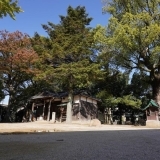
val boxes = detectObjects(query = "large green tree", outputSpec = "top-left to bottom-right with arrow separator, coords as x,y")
129,72 -> 151,99
95,72 -> 142,110
100,0 -> 160,105
0,0 -> 23,19
33,6 -> 102,123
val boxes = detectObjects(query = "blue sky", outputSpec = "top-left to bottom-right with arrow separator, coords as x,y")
0,0 -> 110,37
0,0 -> 110,104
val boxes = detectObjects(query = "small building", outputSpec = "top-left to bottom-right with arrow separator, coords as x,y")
142,99 -> 160,127
28,90 -> 100,123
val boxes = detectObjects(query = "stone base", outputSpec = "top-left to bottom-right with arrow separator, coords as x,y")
146,120 -> 160,127
37,116 -> 43,121
89,119 -> 101,127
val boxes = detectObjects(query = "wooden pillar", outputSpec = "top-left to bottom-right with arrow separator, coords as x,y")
0,107 -> 1,122
104,108 -> 108,124
32,102 -> 35,112
66,93 -> 72,123
47,99 -> 51,121
145,109 -> 148,121
31,102 -> 35,121
60,108 -> 62,123
42,100 -> 45,120
79,95 -> 81,121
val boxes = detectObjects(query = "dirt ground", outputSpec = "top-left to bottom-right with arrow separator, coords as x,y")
0,121 -> 159,133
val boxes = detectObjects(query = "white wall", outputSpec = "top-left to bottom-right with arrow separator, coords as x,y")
73,95 -> 97,104
59,95 -> 98,104
73,95 -> 80,103
80,96 -> 86,101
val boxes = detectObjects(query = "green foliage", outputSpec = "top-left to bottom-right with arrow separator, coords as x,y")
95,71 -> 143,109
0,0 -> 23,19
33,6 -> 103,92
97,91 -> 142,109
101,0 -> 160,73
101,94 -> 141,109
13,79 -> 54,108
115,95 -> 142,109
129,72 -> 151,98
101,0 -> 160,103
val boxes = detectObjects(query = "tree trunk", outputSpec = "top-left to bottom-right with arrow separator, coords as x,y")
66,91 -> 73,123
151,76 -> 160,105
66,74 -> 73,123
6,84 -> 16,122
5,94 -> 13,122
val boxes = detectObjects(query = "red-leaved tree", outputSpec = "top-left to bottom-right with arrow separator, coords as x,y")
0,30 -> 38,121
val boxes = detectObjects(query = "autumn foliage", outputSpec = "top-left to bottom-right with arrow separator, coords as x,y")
0,31 -> 39,118
0,30 -> 38,74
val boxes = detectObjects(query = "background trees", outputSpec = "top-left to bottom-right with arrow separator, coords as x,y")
94,72 -> 142,110
0,2 -> 156,122
0,0 -> 23,19
101,0 -> 160,105
129,72 -> 151,99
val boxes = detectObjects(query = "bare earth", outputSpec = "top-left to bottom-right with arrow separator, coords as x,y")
0,121 -> 158,133
0,122 -> 160,160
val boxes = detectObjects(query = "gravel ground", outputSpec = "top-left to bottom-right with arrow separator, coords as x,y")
0,129 -> 160,160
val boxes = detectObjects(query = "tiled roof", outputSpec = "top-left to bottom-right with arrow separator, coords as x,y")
142,99 -> 159,110
30,90 -> 100,101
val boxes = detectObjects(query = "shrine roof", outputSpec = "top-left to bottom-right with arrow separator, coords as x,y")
142,99 -> 159,110
30,90 -> 101,102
